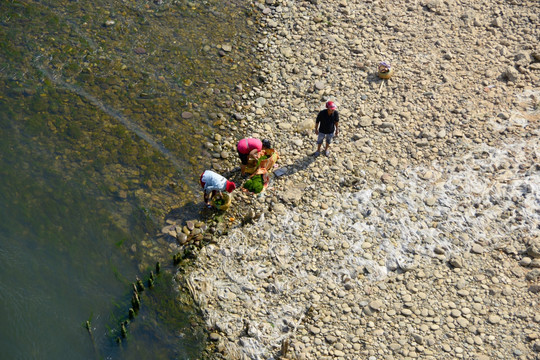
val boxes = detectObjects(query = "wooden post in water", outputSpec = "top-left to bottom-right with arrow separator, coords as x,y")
136,277 -> 145,292
131,291 -> 140,310
173,252 -> 181,265
85,320 -> 100,359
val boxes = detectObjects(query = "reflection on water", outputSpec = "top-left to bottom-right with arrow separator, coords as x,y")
39,66 -> 189,172
0,0 -> 257,358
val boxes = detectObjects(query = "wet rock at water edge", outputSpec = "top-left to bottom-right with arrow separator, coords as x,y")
182,112 -> 193,119
177,233 -> 188,245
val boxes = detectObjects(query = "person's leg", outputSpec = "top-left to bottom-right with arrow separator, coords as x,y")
324,133 -> 334,155
238,151 -> 249,175
315,133 -> 325,155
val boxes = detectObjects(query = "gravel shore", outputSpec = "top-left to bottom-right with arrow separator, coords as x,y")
184,0 -> 540,359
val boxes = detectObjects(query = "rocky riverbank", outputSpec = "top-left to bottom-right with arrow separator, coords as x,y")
181,0 -> 539,359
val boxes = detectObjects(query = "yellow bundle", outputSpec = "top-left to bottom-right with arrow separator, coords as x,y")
245,149 -> 279,175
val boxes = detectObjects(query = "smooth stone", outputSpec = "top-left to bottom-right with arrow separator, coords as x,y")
182,111 -> 193,119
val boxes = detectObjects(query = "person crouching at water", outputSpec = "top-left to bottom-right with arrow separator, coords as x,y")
200,170 -> 236,207
236,138 -> 271,175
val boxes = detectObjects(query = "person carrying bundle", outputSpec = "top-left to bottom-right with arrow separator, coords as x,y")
242,141 -> 279,194
237,138 -> 272,176
244,139 -> 277,175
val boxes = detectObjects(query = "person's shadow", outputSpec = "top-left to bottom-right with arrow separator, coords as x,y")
164,200 -> 212,225
270,153 -> 318,179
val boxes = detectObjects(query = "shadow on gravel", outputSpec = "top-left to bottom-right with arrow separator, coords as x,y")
274,153 -> 318,178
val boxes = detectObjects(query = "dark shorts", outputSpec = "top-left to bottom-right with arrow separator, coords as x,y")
238,150 -> 249,165
317,132 -> 334,145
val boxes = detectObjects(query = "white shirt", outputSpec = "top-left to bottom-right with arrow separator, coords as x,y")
201,170 -> 227,193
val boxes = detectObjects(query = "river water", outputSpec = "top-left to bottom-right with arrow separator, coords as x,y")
0,0 -> 258,358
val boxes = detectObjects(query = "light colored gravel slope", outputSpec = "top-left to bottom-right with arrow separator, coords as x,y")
188,0 -> 540,359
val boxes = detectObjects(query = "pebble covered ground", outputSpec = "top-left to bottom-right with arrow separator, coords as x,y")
181,0 -> 539,359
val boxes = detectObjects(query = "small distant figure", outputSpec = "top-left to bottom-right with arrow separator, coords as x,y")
199,170 -> 236,207
237,138 -> 271,175
377,61 -> 394,79
378,61 -> 391,74
314,101 -> 339,157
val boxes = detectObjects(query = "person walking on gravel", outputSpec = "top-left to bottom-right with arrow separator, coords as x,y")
314,100 -> 339,156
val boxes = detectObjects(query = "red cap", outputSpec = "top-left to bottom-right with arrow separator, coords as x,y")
326,101 -> 337,110
225,181 -> 236,193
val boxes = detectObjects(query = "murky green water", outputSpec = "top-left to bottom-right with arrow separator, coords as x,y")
0,0 -> 257,358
